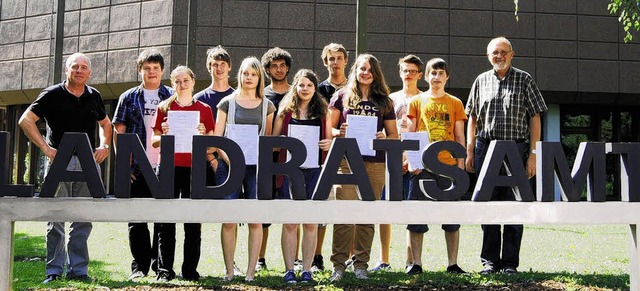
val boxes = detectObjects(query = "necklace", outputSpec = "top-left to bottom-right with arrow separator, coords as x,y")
330,78 -> 347,88
175,98 -> 193,107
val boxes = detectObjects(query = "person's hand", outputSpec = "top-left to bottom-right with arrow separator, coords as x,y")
413,168 -> 422,175
375,131 -> 386,139
43,146 -> 57,161
197,123 -> 206,135
402,159 -> 409,174
465,152 -> 475,173
94,146 -> 110,164
339,123 -> 348,137
161,122 -> 169,134
527,154 -> 536,179
130,173 -> 137,183
209,158 -> 219,172
318,139 -> 332,151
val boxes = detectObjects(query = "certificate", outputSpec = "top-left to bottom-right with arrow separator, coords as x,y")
402,131 -> 430,171
167,111 -> 199,153
226,124 -> 259,165
288,124 -> 320,168
346,114 -> 377,157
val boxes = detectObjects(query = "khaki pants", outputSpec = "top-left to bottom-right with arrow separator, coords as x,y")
330,161 -> 385,271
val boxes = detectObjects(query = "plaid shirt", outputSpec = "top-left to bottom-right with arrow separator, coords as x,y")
112,84 -> 173,172
465,66 -> 547,141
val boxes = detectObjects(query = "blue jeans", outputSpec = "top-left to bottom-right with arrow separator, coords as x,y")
277,168 -> 321,200
380,172 -> 410,200
44,156 -> 98,277
215,160 -> 258,199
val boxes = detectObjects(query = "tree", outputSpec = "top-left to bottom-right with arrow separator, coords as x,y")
513,0 -> 640,42
608,0 -> 640,42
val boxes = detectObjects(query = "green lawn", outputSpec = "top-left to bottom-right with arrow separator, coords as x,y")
12,222 -> 630,290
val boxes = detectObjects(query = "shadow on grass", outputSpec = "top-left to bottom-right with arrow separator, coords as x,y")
12,232 -> 145,290
13,232 -> 629,290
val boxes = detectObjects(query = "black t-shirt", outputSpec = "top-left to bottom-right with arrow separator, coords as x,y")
264,85 -> 287,113
317,80 -> 337,103
28,82 -> 107,149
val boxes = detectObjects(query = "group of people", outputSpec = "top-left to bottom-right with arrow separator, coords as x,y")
19,36 -> 547,285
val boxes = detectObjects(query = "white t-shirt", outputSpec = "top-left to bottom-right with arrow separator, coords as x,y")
143,88 -> 162,168
389,90 -> 421,134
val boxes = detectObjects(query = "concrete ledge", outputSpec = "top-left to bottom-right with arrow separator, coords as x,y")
1,198 -> 640,224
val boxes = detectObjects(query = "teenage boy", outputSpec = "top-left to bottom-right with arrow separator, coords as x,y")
113,48 -> 173,280
370,55 -> 424,272
194,45 -> 234,185
318,43 -> 348,102
257,47 -> 295,271
312,43 -> 348,271
405,58 -> 467,275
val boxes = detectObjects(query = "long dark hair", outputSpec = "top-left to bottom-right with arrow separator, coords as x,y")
342,54 -> 392,115
280,69 -> 327,119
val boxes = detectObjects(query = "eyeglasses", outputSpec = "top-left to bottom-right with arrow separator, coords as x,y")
401,69 -> 419,76
490,50 -> 512,57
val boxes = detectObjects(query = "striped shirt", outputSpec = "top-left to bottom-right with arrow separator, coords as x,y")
465,66 -> 547,141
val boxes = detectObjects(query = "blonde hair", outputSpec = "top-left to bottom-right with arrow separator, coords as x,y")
158,65 -> 195,113
342,54 -> 392,114
236,57 -> 266,99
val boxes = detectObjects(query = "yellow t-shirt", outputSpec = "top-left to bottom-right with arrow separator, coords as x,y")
407,93 -> 467,165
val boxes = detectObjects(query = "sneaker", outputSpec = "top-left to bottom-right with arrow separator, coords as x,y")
503,267 -> 518,275
446,264 -> 466,274
480,265 -> 497,275
354,268 -> 369,280
233,262 -> 243,276
311,254 -> 324,271
283,269 -> 297,284
329,269 -> 344,282
345,255 -> 356,271
157,272 -> 173,282
369,262 -> 391,272
244,276 -> 255,282
222,275 -> 233,282
43,274 -> 60,284
293,259 -> 303,271
255,258 -> 267,271
300,270 -> 313,283
128,270 -> 145,280
406,264 -> 423,275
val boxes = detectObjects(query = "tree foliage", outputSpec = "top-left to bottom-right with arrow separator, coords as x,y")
608,0 -> 640,42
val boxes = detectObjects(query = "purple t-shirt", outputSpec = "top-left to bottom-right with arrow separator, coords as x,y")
330,92 -> 396,162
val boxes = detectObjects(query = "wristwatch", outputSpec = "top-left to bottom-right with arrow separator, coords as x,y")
102,144 -> 110,149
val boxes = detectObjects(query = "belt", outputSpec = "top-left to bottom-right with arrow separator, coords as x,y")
477,137 -> 526,144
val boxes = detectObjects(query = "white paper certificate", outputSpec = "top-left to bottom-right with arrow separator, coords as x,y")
167,111 -> 199,153
226,124 -> 259,165
288,124 -> 320,168
402,131 -> 430,171
346,114 -> 378,157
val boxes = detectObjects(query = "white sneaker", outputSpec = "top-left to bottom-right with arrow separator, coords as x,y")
329,269 -> 344,282
355,268 -> 369,280
233,262 -> 244,276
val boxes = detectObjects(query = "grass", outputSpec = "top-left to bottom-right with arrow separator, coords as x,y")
12,222 -> 630,290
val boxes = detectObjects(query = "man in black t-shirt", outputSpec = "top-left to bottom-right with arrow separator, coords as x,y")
19,53 -> 112,284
